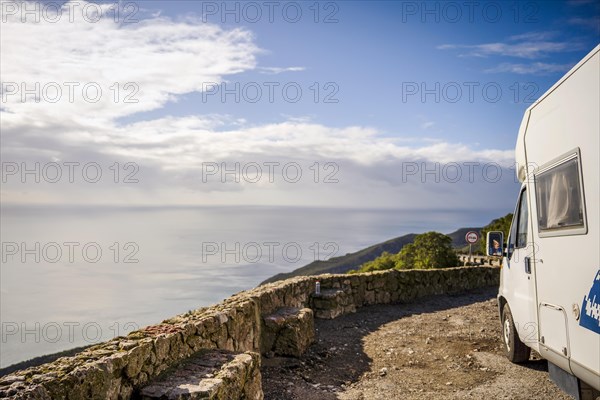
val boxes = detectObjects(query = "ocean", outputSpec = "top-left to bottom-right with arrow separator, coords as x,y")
0,205 -> 496,368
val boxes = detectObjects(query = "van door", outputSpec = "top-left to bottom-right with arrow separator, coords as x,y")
505,187 -> 538,347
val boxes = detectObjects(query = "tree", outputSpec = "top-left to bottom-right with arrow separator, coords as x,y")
355,251 -> 398,272
400,231 -> 459,269
479,213 -> 513,254
395,243 -> 416,269
353,231 -> 459,272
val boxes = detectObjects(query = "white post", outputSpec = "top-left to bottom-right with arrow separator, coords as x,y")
469,244 -> 472,265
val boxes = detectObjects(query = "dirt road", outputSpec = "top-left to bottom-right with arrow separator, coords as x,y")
261,287 -> 574,400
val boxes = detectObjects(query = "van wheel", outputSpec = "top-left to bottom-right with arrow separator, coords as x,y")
501,303 -> 531,363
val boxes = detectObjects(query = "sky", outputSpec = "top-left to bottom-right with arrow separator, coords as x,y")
1,0 -> 599,211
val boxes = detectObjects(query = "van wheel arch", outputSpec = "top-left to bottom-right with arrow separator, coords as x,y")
498,296 -> 507,317
501,302 -> 531,363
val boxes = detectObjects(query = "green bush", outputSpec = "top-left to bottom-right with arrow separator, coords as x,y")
353,231 -> 459,272
357,251 -> 399,272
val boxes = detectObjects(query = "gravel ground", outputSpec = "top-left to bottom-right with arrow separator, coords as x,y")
261,287 -> 576,400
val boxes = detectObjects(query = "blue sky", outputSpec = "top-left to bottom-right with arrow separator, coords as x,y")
1,0 -> 599,211
138,0 -> 600,142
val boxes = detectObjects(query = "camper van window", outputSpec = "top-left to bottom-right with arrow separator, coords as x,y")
516,189 -> 529,248
535,157 -> 584,232
507,189 -> 526,259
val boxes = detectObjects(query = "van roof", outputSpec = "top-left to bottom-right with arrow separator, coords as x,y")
514,44 -> 600,182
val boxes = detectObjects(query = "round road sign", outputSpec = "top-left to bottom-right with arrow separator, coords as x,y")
465,231 -> 479,244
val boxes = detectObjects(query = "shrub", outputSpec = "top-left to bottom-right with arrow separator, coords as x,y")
353,231 -> 459,272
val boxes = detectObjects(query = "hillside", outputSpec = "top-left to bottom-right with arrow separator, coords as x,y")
260,226 -> 482,285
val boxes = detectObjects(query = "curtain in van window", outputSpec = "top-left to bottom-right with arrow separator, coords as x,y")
546,172 -> 571,228
535,158 -> 583,230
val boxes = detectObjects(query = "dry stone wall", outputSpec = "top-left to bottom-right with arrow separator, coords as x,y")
0,266 -> 499,399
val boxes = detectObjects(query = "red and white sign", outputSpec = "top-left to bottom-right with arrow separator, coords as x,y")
465,231 -> 479,244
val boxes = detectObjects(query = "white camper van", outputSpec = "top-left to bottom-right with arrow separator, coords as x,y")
487,44 -> 600,400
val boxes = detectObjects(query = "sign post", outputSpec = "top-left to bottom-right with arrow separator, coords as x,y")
465,231 -> 479,265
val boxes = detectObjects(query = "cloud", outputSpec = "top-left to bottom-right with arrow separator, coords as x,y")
507,32 -> 559,42
568,17 -> 600,30
1,1 -> 518,210
110,120 -> 513,166
420,121 -> 435,130
2,109 -> 516,208
1,0 -> 260,121
257,66 -> 306,74
485,62 -> 574,75
438,31 -> 583,59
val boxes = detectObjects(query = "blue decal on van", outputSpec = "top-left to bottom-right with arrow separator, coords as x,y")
580,270 -> 600,334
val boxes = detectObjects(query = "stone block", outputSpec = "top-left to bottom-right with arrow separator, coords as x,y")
139,350 -> 262,400
261,307 -> 315,357
310,289 -> 356,319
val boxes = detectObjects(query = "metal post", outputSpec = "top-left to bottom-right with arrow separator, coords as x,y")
469,244 -> 472,265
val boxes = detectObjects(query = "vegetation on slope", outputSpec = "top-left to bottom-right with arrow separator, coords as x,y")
349,231 -> 459,273
260,214 -> 517,284
260,226 -> 483,285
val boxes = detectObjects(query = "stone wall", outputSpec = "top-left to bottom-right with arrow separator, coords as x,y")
458,254 -> 502,267
0,266 -> 499,399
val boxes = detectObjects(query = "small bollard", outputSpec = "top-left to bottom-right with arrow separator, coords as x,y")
315,280 -> 321,295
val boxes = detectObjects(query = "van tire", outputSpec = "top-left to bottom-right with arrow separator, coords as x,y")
501,303 -> 531,363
